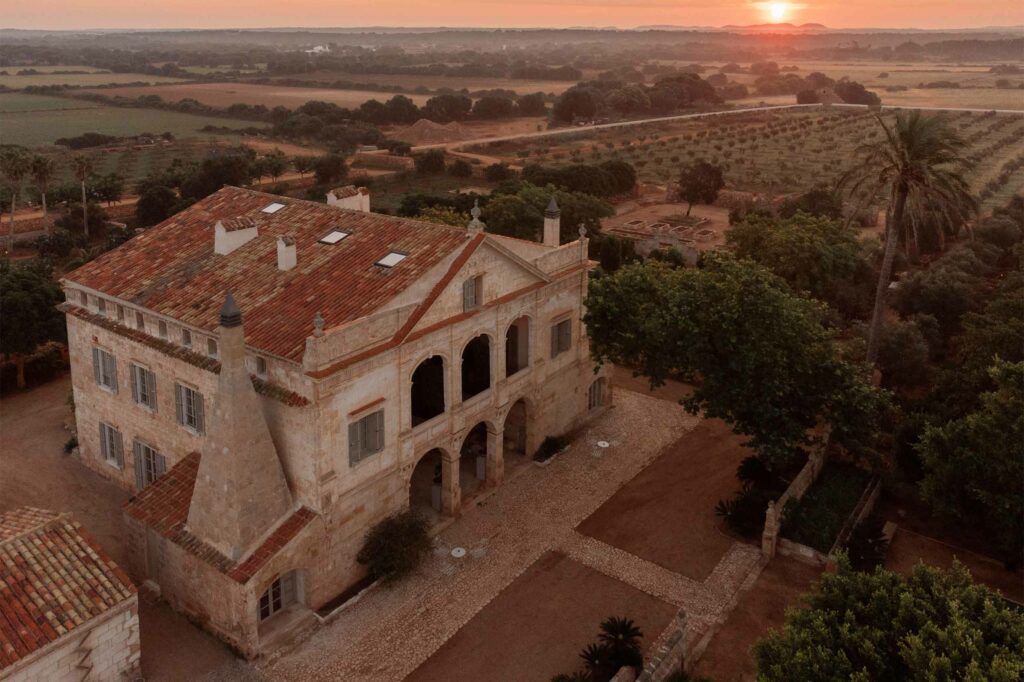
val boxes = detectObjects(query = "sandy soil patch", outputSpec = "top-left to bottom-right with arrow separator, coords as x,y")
405,551 -> 677,682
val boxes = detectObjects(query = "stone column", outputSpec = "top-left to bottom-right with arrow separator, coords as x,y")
486,426 -> 504,487
441,450 -> 461,517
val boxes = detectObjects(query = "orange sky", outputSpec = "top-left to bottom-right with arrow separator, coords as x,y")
4,0 -> 1022,31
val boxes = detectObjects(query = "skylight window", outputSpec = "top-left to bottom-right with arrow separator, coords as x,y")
376,252 -> 408,268
319,230 -> 350,245
261,202 -> 286,214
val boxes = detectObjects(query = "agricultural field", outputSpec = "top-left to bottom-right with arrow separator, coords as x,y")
468,107 -> 1024,211
273,70 -> 581,95
79,82 -> 433,109
0,93 -> 265,147
0,64 -> 184,89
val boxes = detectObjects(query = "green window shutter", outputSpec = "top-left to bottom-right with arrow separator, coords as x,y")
194,392 -> 204,433
133,442 -> 144,490
348,420 -> 362,465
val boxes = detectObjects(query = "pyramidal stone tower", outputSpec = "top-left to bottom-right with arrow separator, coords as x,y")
186,293 -> 294,560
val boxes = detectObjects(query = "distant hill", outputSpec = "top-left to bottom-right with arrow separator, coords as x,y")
636,23 -> 829,32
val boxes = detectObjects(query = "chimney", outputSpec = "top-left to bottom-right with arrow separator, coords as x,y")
543,196 -> 561,247
277,236 -> 296,271
326,185 -> 371,212
186,293 -> 294,561
214,216 -> 258,255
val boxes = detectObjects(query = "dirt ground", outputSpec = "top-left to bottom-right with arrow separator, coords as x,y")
81,83 -> 433,109
0,376 -> 248,681
885,528 -> 1024,603
577,418 -> 751,582
603,201 -> 733,254
404,551 -> 678,682
690,557 -> 822,682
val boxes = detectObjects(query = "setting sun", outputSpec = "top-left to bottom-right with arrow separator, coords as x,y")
767,2 -> 790,22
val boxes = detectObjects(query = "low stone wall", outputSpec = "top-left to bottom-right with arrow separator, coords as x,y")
634,611 -> 688,681
761,444 -> 828,558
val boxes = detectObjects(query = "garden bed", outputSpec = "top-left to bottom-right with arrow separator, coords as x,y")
781,462 -> 871,553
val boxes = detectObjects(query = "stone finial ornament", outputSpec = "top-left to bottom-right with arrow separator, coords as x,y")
220,291 -> 242,328
468,199 -> 485,232
313,312 -> 325,337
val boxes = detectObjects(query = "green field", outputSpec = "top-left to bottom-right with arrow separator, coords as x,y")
0,66 -> 183,89
470,107 -> 1024,211
0,93 -> 265,147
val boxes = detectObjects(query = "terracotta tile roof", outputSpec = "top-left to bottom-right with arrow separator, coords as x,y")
65,186 -> 470,362
0,508 -> 135,670
62,304 -> 310,407
329,185 -> 360,199
222,215 -> 257,232
123,454 -> 316,583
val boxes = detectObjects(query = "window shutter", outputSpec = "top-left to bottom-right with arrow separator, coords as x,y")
99,423 -> 109,460
174,384 -> 184,425
107,354 -> 118,393
463,278 -> 474,310
133,442 -> 144,490
561,321 -> 572,351
148,370 -> 158,412
194,393 -> 204,433
374,410 -> 385,451
92,348 -> 101,385
348,421 -> 362,465
154,452 -> 167,479
113,429 -> 124,468
550,326 -> 558,358
130,365 -> 139,403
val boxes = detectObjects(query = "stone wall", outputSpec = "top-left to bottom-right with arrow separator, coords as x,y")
2,598 -> 140,682
761,444 -> 828,558
636,611 -> 688,682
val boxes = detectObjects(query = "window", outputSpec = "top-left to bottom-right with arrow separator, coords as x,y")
182,329 -> 192,349
130,364 -> 158,411
132,440 -> 166,490
97,298 -> 106,315
135,312 -> 145,331
79,291 -> 88,305
255,356 -> 267,378
91,348 -> 118,392
261,202 -> 286,214
588,379 -> 606,410
550,319 -> 572,358
158,320 -> 168,339
207,338 -> 218,358
375,252 -> 407,268
116,305 -> 125,322
319,230 -> 349,245
348,409 -> 384,465
174,383 -> 205,434
462,275 -> 483,312
258,572 -> 298,622
98,422 -> 124,468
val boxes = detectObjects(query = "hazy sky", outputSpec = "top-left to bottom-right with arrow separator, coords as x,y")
5,0 -> 1023,31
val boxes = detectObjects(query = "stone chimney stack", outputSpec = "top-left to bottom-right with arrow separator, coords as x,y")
277,236 -> 296,271
543,196 -> 561,247
186,293 -> 294,561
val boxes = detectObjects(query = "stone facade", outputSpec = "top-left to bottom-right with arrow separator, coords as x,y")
63,187 -> 610,657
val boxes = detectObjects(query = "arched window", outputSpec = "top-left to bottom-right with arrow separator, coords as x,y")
411,356 -> 446,426
461,335 -> 491,400
505,316 -> 530,376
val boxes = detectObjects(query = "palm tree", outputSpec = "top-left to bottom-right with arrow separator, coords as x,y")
840,111 -> 977,366
70,154 -> 94,239
30,155 -> 57,233
1,149 -> 31,249
598,616 -> 644,670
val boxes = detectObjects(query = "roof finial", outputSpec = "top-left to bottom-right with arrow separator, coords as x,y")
468,199 -> 485,232
220,291 -> 242,328
578,224 -> 587,239
545,196 -> 560,218
313,312 -> 325,337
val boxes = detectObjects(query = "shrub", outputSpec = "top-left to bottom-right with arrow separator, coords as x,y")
356,511 -> 431,583
783,463 -> 871,553
414,149 -> 446,175
447,159 -> 472,178
534,435 -> 568,462
63,436 -> 78,453
844,514 -> 889,571
484,163 -> 514,182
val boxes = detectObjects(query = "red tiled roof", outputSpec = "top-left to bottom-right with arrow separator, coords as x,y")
330,185 -> 360,199
66,187 -> 470,362
123,453 -> 316,583
0,508 -> 135,670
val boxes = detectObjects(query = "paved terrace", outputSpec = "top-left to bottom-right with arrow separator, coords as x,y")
265,388 -> 762,681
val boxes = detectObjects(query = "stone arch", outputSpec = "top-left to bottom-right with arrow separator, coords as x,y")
588,376 -> 609,411
501,396 -> 532,469
460,333 -> 492,401
408,446 -> 457,518
411,355 -> 447,426
504,314 -> 532,377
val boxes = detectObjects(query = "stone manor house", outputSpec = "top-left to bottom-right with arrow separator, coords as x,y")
60,185 -> 610,656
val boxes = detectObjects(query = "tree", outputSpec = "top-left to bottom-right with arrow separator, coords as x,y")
552,86 -> 599,123
383,95 -> 421,125
313,153 -> 348,185
834,80 -> 882,106
516,92 -> 547,117
1,148 -> 31,248
471,95 -> 516,119
754,560 -> 1024,681
262,150 -> 289,182
841,111 -> 977,366
69,154 -> 94,239
447,159 -> 472,178
30,155 -> 57,230
677,160 -> 724,216
415,206 -> 469,227
179,148 -> 255,200
414,149 -> 447,175
135,185 -> 179,227
292,155 -> 316,178
93,173 -> 125,205
484,163 -> 514,182
584,256 -> 887,466
356,511 -> 431,583
918,361 -> 1024,566
0,259 -> 66,388
422,93 -> 472,123
481,194 -> 543,240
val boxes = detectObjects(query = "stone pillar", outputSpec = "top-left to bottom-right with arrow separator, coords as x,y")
486,426 -> 504,487
441,451 -> 461,517
543,197 -> 561,248
761,500 -> 779,558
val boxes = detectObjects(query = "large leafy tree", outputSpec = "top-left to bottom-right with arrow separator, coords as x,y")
0,260 -> 66,388
482,182 -> 613,243
677,160 -> 724,216
584,256 -> 887,466
1,148 -> 31,248
69,154 -> 94,239
726,211 -> 872,316
917,360 -> 1024,566
30,154 -> 57,227
754,560 -> 1024,681
841,111 -> 977,366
